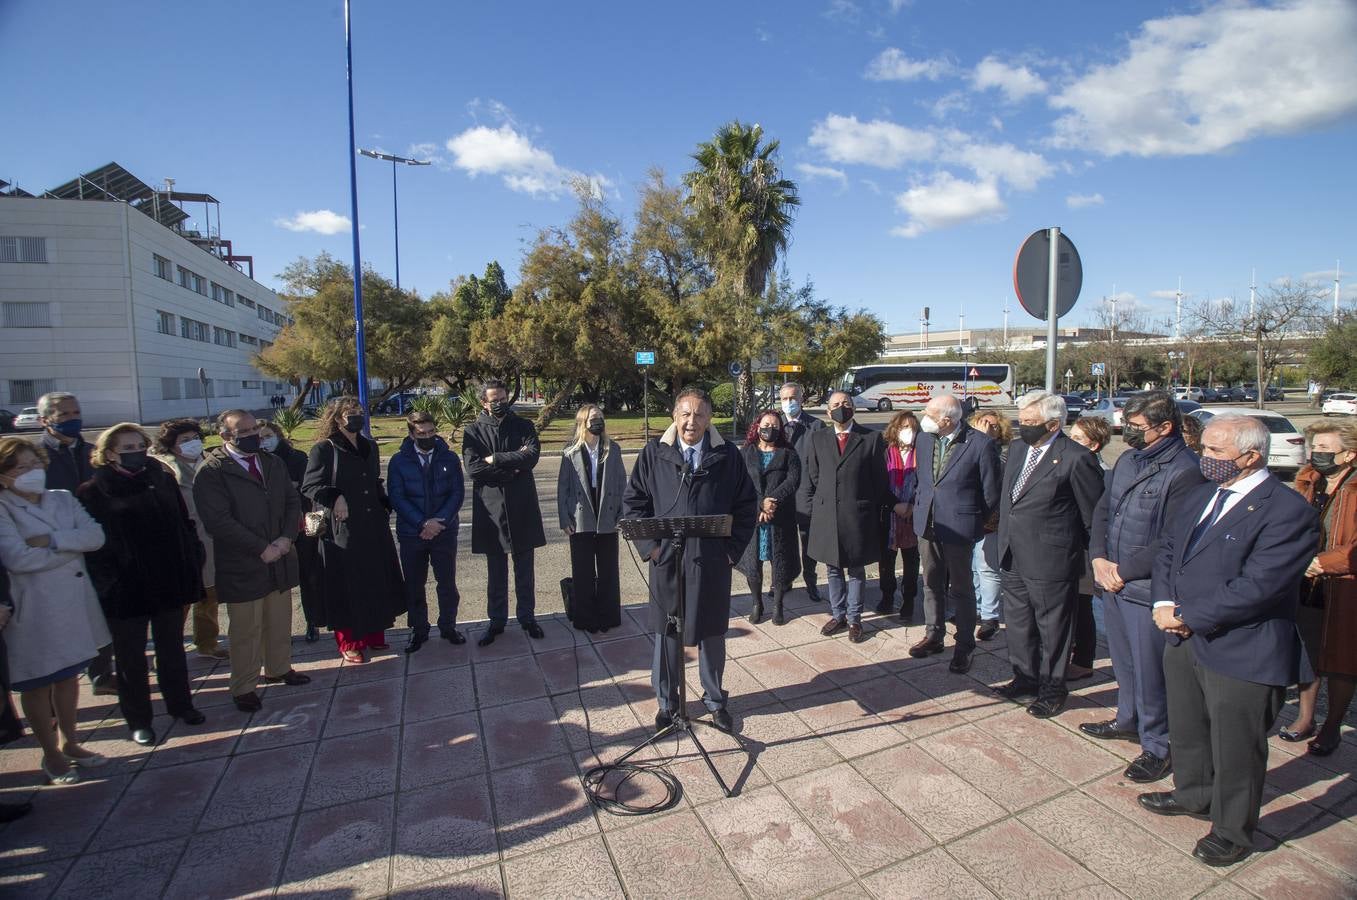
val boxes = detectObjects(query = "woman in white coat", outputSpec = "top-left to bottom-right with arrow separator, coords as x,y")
0,437 -> 110,784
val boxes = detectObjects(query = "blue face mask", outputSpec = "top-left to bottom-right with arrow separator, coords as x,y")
782,399 -> 801,418
53,419 -> 83,439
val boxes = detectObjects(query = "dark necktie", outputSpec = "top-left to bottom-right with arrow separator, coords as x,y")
684,447 -> 697,472
837,432 -> 850,455
1011,446 -> 1041,501
245,454 -> 263,484
1185,488 -> 1231,556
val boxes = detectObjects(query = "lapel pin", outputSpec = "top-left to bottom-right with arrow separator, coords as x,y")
1247,505 -> 1255,511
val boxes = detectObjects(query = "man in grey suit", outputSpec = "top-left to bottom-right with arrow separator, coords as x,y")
909,394 -> 1001,674
996,390 -> 1105,718
780,382 -> 826,603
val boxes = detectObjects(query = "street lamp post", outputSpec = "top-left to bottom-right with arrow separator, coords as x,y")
358,149 -> 430,291
342,0 -> 371,419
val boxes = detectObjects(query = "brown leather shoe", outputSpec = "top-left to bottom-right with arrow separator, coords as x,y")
909,635 -> 945,657
820,617 -> 846,636
848,622 -> 865,643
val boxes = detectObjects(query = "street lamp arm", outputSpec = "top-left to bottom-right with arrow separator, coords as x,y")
358,148 -> 432,166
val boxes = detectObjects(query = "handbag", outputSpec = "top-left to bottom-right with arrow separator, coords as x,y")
302,442 -> 338,538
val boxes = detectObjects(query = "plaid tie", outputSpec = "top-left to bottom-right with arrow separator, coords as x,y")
1011,446 -> 1041,502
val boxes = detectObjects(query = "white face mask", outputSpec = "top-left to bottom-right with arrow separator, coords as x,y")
260,436 -> 280,453
9,469 -> 46,494
178,439 -> 204,460
898,428 -> 915,446
919,415 -> 940,434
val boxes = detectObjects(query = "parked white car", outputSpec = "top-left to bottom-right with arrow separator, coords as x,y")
12,407 -> 41,430
1322,392 -> 1357,416
1078,397 -> 1127,432
1188,407 -> 1306,475
1172,386 -> 1205,402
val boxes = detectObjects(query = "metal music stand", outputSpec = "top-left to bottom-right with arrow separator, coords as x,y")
612,514 -> 738,798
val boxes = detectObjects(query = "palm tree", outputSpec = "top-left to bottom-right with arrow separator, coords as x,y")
684,122 -> 799,424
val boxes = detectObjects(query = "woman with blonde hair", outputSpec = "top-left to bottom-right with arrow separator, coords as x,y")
0,437 -> 110,782
557,404 -> 625,632
77,424 -> 206,746
301,397 -> 405,662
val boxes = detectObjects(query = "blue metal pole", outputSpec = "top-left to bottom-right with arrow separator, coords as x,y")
344,0 -> 370,420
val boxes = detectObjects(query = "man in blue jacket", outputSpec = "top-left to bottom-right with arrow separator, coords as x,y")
388,410 -> 465,652
1139,415 -> 1318,867
1087,390 -> 1204,784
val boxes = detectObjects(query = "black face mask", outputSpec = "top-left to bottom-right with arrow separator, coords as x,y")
414,435 -> 437,451
1310,451 -> 1345,476
234,434 -> 262,454
1123,425 -> 1147,451
343,414 -> 365,434
587,420 -> 605,435
758,427 -> 778,442
1019,423 -> 1051,446
489,400 -> 510,418
830,406 -> 854,424
118,449 -> 149,472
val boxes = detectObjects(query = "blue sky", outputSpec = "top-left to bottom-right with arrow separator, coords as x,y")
4,0 -> 1355,335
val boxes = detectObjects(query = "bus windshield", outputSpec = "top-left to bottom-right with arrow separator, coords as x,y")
839,362 -> 1015,411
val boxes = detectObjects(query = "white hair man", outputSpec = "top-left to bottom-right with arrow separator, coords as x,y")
994,390 -> 1104,718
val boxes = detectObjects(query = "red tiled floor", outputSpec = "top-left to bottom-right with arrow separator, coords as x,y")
280,794 -> 394,895
859,847 -> 996,899
162,816 -> 291,899
852,743 -> 1007,843
490,755 -> 598,857
480,696 -> 570,771
471,655 -> 548,708
304,728 -> 399,809
594,634 -> 655,681
50,836 -> 185,900
200,743 -> 315,830
502,834 -> 624,898
609,809 -> 745,898
391,776 -> 498,890
916,724 -> 1067,813
88,757 -> 227,851
1231,844 -> 1357,898
950,819 -> 1112,897
399,712 -> 486,789
322,676 -> 404,738
403,666 -> 477,723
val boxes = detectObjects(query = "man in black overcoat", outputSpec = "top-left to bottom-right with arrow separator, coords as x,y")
623,388 -> 757,732
779,382 -> 825,602
462,380 -> 547,645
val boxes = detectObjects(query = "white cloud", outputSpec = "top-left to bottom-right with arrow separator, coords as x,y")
1051,0 -> 1357,156
274,210 -> 351,235
892,174 -> 1005,238
1149,288 -> 1190,300
864,48 -> 952,82
755,27 -> 772,42
808,114 -> 938,168
929,92 -> 970,120
823,0 -> 860,23
445,123 -> 609,199
971,56 -> 1048,102
1302,267 -> 1342,282
794,163 -> 849,187
1066,192 -> 1105,209
949,139 -> 1053,190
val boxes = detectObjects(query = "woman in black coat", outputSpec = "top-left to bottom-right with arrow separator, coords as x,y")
736,411 -> 801,626
78,424 -> 205,745
260,421 -> 322,642
300,398 -> 406,663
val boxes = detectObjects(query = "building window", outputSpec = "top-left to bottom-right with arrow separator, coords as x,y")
0,237 -> 47,263
216,379 -> 240,397
180,317 -> 209,342
7,378 -> 55,405
177,266 -> 191,288
153,254 -> 172,280
1,302 -> 51,328
156,310 -> 175,335
184,378 -> 202,400
238,295 -> 255,308
242,380 -> 261,390
161,377 -> 181,400
192,273 -> 206,295
238,334 -> 258,346
210,282 -> 235,306
212,326 -> 236,347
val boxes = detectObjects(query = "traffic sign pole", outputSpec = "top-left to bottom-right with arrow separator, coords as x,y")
1045,226 -> 1059,393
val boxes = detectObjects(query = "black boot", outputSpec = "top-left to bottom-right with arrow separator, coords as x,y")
772,589 -> 785,626
748,576 -> 763,625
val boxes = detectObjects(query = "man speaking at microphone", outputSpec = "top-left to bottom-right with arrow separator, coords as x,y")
623,388 -> 757,733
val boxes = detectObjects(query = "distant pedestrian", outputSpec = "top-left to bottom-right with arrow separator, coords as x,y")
557,405 -> 625,633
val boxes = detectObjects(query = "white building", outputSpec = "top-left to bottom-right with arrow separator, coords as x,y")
0,164 -> 293,426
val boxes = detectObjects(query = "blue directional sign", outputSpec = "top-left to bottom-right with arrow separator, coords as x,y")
1091,362 -> 1106,376
728,361 -> 743,377
635,350 -> 656,366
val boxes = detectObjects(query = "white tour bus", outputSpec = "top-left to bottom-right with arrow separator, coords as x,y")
840,362 -> 1016,411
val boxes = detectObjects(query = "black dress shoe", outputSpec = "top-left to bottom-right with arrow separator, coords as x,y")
874,599 -> 894,614
711,708 -> 734,732
0,801 -> 33,823
994,679 -> 1038,701
1080,719 -> 1139,741
130,728 -> 156,746
1026,695 -> 1066,719
1193,831 -> 1250,867
262,670 -> 312,686
1308,734 -> 1341,757
91,674 -> 118,697
805,584 -> 823,603
1137,791 -> 1209,820
441,629 -> 466,645
477,625 -> 505,647
176,708 -> 206,726
975,619 -> 1000,641
655,710 -> 673,731
405,633 -> 427,654
948,648 -> 973,674
232,692 -> 263,713
909,635 -> 945,657
522,621 -> 545,640
304,624 -> 319,643
1124,751 -> 1172,783
848,622 -> 866,643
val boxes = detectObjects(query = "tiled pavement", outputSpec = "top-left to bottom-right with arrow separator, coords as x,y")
1,589 -> 1354,899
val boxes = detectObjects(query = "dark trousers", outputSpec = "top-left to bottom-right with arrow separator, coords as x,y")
485,547 -> 536,628
568,532 -> 622,631
879,545 -> 921,614
1072,593 -> 1097,668
86,643 -> 114,682
796,514 -> 817,591
1164,638 -> 1283,848
399,534 -> 460,635
1000,572 -> 1077,696
108,608 -> 194,730
653,631 -> 726,713
922,539 -> 977,650
1103,594 -> 1170,757
745,562 -> 785,611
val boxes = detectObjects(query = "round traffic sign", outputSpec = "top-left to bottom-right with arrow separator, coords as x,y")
1013,229 -> 1082,320
728,361 -> 743,377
